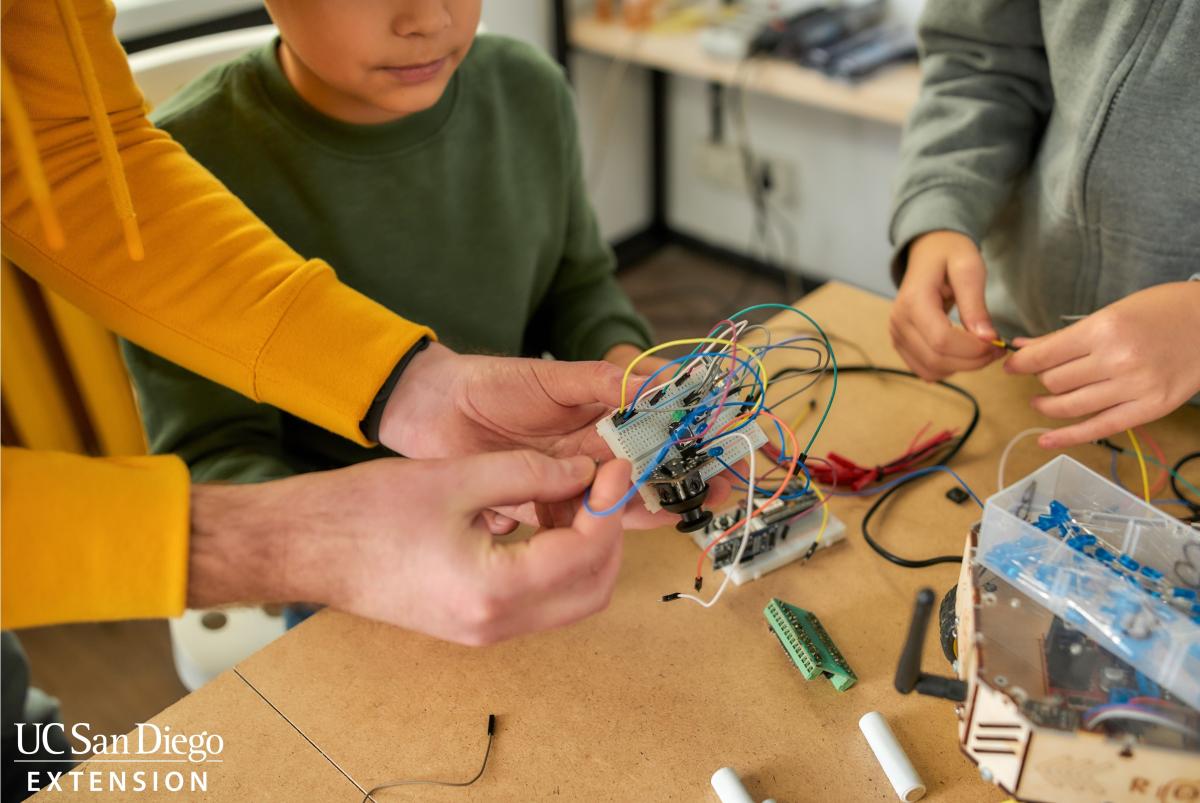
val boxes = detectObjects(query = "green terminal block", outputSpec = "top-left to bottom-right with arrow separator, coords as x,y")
764,598 -> 857,692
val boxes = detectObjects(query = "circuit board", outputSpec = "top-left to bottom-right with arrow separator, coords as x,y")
972,566 -> 1199,748
596,366 -> 766,512
765,598 -> 857,692
690,490 -> 846,584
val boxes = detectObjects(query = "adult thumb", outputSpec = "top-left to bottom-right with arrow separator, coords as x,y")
455,450 -> 596,513
946,252 -> 996,340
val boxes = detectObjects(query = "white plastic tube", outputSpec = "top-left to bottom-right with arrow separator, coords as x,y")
858,712 -> 926,802
710,767 -> 756,803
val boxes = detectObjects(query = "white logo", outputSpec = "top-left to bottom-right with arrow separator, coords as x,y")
16,722 -> 222,794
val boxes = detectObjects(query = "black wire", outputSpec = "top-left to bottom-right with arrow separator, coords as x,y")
1172,451 -> 1200,516
769,365 -> 982,568
361,715 -> 495,801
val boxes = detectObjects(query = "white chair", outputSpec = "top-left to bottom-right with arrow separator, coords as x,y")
129,25 -> 287,692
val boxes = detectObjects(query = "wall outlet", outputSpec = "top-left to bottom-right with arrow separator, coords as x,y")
691,140 -> 798,208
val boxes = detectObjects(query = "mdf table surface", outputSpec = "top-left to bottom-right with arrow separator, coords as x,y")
57,282 -> 1200,802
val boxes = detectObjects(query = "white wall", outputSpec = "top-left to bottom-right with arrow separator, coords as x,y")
479,1 -> 552,49
665,77 -> 903,295
481,0 -> 927,295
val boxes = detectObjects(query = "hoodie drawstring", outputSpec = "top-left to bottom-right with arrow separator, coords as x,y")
1,56 -> 66,251
49,0 -> 144,261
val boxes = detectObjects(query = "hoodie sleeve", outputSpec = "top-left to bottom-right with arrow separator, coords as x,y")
888,0 -> 1054,284
1,447 -> 191,628
0,0 -> 434,444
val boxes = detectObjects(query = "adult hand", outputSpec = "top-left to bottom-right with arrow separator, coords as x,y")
378,343 -> 724,529
189,452 -> 633,645
1005,281 -> 1200,449
380,343 -> 628,464
890,230 -> 1004,380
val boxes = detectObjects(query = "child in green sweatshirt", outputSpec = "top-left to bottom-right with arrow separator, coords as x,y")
123,0 -> 653,488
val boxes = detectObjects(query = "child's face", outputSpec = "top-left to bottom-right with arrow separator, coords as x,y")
266,0 -> 482,125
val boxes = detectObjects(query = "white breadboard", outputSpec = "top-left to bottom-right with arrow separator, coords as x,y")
597,402 -> 766,512
690,507 -> 846,585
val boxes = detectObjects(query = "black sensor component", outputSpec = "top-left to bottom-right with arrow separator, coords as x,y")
945,487 -> 970,505
649,456 -> 712,533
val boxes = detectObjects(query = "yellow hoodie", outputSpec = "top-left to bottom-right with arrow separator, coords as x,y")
0,0 -> 434,628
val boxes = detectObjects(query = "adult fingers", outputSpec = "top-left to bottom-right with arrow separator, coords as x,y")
533,358 -> 626,410
479,529 -> 624,643
453,450 -> 596,513
487,460 -> 629,598
481,510 -> 520,535
534,499 -> 577,530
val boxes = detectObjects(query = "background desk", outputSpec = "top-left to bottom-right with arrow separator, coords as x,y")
557,10 -> 922,273
56,283 -> 1199,801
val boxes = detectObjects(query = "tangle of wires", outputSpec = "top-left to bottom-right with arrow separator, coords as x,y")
763,365 -> 983,569
584,303 -> 841,607
1098,439 -> 1200,524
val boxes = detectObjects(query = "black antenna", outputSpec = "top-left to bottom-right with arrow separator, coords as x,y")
895,589 -> 967,702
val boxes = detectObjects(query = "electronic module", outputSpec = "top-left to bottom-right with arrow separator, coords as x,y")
896,457 -> 1199,803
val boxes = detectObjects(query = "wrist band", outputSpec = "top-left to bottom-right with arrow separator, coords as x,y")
360,337 -> 430,443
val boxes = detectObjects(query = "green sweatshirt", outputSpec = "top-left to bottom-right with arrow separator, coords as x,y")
890,0 -> 1199,337
122,35 -> 652,482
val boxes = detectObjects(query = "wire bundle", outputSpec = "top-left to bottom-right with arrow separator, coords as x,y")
769,425 -> 958,492
583,301 -> 1002,605
582,303 -> 843,607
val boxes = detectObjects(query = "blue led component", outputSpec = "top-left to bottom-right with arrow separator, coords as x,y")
1024,500 -> 1199,623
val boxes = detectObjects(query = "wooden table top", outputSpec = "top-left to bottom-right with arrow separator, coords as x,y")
56,282 -> 1198,802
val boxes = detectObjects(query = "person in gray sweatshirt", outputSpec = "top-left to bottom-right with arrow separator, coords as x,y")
887,0 -> 1200,450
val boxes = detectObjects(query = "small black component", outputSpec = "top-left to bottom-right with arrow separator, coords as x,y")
1044,618 -> 1103,696
650,456 -> 713,533
945,486 -> 970,505
662,593 -> 681,602
712,527 -> 778,569
693,576 -> 703,592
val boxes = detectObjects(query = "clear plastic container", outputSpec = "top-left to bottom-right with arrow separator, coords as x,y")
980,456 -> 1200,709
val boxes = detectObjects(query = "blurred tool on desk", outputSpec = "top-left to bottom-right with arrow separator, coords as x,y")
598,0 -> 918,80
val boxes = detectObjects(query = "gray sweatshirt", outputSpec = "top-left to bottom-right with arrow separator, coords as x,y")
890,0 -> 1200,337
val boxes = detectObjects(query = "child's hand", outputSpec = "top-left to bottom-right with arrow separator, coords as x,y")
604,343 -> 668,377
1005,281 -> 1200,449
889,230 -> 1003,380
